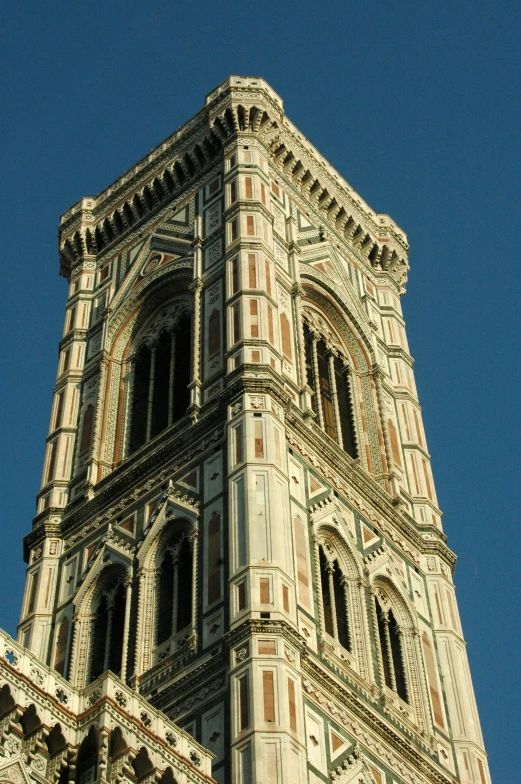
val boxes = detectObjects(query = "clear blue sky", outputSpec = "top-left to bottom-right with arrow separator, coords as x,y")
1,2 -> 519,781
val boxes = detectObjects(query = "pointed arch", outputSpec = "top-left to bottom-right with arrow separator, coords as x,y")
76,727 -> 98,784
370,574 -> 430,730
312,517 -> 371,681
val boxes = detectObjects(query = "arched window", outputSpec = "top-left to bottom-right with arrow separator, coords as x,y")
375,596 -> 408,703
155,533 -> 194,652
129,313 -> 191,455
90,577 -> 126,681
304,323 -> 357,458
76,727 -> 98,784
318,545 -> 351,653
54,617 -> 70,676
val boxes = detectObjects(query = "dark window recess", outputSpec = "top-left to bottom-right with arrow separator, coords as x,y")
76,728 -> 98,784
304,326 -> 318,416
389,609 -> 408,702
303,322 -> 357,458
173,315 -> 191,422
157,553 -> 174,645
319,547 -> 334,637
333,560 -> 351,651
129,314 -> 192,455
90,595 -> 108,680
129,345 -> 151,453
151,330 -> 171,437
90,581 -> 126,681
316,340 -> 336,440
375,597 -> 408,703
176,538 -> 192,631
155,534 -> 193,648
334,356 -> 357,458
108,583 -> 126,675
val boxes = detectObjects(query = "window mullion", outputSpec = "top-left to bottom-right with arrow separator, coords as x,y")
340,574 -> 352,652
168,334 -> 176,427
381,611 -> 397,691
327,350 -> 343,448
120,579 -> 133,682
327,563 -> 339,641
146,346 -> 156,442
171,555 -> 179,637
310,334 -> 324,429
103,600 -> 113,672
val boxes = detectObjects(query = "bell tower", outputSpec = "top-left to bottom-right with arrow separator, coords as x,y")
13,77 -> 491,784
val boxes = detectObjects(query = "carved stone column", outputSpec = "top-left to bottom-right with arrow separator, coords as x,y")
340,574 -> 352,652
380,610 -> 397,692
327,561 -> 339,641
310,333 -> 324,429
120,576 -> 133,683
87,356 -> 108,490
327,349 -> 343,449
188,279 -> 203,416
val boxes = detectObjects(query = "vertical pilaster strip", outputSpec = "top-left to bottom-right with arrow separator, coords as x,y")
89,357 -> 108,485
374,366 -> 397,494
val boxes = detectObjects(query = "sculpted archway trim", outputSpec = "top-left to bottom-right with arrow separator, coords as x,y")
300,266 -> 375,362
369,574 -> 432,736
136,489 -> 199,570
73,538 -> 133,613
311,516 -> 373,683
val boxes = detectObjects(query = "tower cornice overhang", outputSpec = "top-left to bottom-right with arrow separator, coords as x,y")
58,77 -> 409,294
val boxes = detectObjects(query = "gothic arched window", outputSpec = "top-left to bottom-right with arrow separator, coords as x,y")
129,313 -> 192,455
90,578 -> 126,681
155,534 -> 194,652
375,596 -> 408,703
318,545 -> 352,653
304,323 -> 357,458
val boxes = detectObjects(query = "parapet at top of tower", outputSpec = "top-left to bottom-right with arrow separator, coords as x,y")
58,76 -> 408,291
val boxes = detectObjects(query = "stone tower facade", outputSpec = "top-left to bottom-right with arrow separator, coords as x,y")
11,76 -> 490,784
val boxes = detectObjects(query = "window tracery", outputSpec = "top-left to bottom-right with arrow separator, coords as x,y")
374,596 -> 408,702
89,576 -> 127,682
318,544 -> 352,653
156,534 -> 193,648
303,316 -> 357,458
369,581 -> 431,728
128,308 -> 192,455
